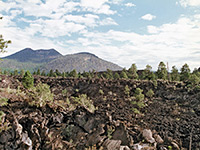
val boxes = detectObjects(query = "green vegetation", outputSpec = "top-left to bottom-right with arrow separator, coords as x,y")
99,89 -> 104,95
146,89 -> 154,98
156,62 -> 168,80
71,94 -> 96,113
28,82 -> 54,107
0,97 -> 8,106
180,63 -> 190,81
128,63 -> 138,79
0,17 -> 11,53
22,71 -> 34,89
124,85 -> 130,97
171,66 -> 180,81
135,88 -> 144,101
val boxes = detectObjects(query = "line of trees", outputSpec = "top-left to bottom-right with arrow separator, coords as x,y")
1,62 -> 200,87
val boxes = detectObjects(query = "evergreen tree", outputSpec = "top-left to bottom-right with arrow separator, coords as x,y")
36,69 -> 41,75
180,63 -> 190,81
62,72 -> 66,78
171,66 -> 180,81
22,71 -> 34,89
113,72 -> 120,79
14,70 -> 18,76
0,17 -> 11,53
128,64 -> 138,79
49,69 -> 54,77
156,62 -> 168,80
20,69 -> 25,77
188,74 -> 200,86
106,69 -> 113,79
3,70 -> 8,75
55,69 -> 61,76
192,68 -> 200,78
141,65 -> 155,80
82,71 -> 91,78
120,69 -> 128,79
69,69 -> 78,78
41,70 -> 46,76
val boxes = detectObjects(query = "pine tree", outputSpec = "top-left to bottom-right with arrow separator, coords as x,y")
156,62 -> 168,80
22,71 -> 34,89
36,69 -> 41,75
128,64 -> 138,79
180,63 -> 190,81
41,70 -> 46,76
14,70 -> 18,76
113,72 -> 120,79
20,69 -> 25,77
0,17 -> 11,53
69,69 -> 78,78
141,65 -> 155,80
171,66 -> 180,81
120,70 -> 128,79
49,69 -> 54,77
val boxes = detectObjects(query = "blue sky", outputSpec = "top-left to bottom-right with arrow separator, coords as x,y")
0,0 -> 200,71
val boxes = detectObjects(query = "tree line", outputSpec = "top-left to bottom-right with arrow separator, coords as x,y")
1,62 -> 200,86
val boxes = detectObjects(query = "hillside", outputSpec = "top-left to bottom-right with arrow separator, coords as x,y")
0,48 -> 62,72
0,75 -> 199,149
0,49 -> 122,72
3,48 -> 62,63
40,52 -> 122,73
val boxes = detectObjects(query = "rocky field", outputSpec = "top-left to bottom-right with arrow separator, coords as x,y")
0,75 -> 200,150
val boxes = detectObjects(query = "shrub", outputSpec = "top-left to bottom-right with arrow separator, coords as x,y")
72,94 -> 96,113
0,97 -> 8,106
135,88 -> 144,101
146,89 -> 154,98
99,89 -> 104,95
124,85 -> 130,97
0,111 -> 10,133
28,82 -> 54,107
22,71 -> 34,89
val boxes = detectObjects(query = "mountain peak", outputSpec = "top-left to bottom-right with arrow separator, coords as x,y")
76,52 -> 98,58
4,48 -> 62,63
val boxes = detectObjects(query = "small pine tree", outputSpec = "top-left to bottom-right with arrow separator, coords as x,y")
106,69 -> 113,79
113,72 -> 120,79
22,71 -> 34,89
180,63 -> 190,81
156,62 -> 168,80
188,74 -> 200,86
171,66 -> 180,81
134,88 -> 144,101
49,69 -> 54,77
128,64 -> 138,79
20,69 -> 25,77
120,69 -> 128,79
14,70 -> 18,76
41,70 -> 46,76
69,69 -> 78,78
141,65 -> 155,80
36,69 -> 41,75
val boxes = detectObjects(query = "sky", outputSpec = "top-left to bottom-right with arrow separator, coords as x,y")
0,0 -> 200,71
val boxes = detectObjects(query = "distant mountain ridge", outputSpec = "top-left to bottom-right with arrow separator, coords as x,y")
4,48 -> 62,63
0,48 -> 122,72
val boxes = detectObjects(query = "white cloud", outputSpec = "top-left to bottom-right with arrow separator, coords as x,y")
99,17 -> 118,26
180,0 -> 200,7
141,14 -> 156,21
80,0 -> 108,9
65,14 -> 99,27
125,3 -> 136,7
72,15 -> 200,70
80,0 -> 115,15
